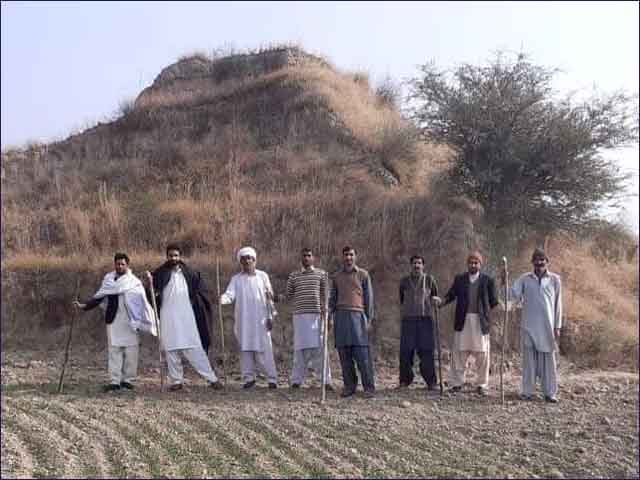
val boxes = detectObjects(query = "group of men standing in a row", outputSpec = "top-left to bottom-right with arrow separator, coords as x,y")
73,243 -> 562,403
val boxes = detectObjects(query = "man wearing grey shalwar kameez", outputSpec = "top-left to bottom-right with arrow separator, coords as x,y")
504,248 -> 562,403
329,246 -> 375,398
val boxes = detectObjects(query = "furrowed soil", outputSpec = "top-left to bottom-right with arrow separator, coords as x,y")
1,348 -> 638,479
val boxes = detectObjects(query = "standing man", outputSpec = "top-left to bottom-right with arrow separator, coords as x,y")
147,244 -> 222,391
503,248 -> 562,403
398,255 -> 439,390
73,253 -> 156,392
432,251 -> 499,396
284,248 -> 333,390
220,246 -> 279,389
329,246 -> 375,398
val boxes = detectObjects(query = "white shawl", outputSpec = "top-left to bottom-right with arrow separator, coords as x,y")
93,270 -> 157,336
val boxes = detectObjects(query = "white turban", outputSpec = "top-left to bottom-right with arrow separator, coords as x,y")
237,246 -> 257,262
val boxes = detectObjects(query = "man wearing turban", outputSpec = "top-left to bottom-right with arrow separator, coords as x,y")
220,246 -> 279,389
433,251 -> 500,396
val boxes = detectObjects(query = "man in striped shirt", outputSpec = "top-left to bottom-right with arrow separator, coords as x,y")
284,248 -> 333,390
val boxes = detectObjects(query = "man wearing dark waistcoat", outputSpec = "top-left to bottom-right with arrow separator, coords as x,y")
398,255 -> 439,390
329,246 -> 375,398
433,251 -> 499,396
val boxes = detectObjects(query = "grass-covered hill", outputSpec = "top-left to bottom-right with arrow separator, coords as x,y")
1,46 -> 637,369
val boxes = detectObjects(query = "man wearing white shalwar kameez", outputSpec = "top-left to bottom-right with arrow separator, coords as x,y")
504,248 -> 562,403
74,253 -> 157,392
220,247 -> 279,389
284,248 -> 333,389
148,244 -> 222,391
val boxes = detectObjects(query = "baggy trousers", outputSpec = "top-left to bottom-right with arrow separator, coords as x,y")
108,344 -> 139,385
337,346 -> 375,393
166,347 -> 218,386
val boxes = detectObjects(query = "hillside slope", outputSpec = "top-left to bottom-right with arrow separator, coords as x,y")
1,47 -> 637,369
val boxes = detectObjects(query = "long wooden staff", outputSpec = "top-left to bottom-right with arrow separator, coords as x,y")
216,258 -> 227,383
500,256 -> 509,406
433,297 -> 444,396
58,278 -> 81,394
321,311 -> 329,403
147,272 -> 165,392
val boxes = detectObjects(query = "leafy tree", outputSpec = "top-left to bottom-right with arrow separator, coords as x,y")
408,52 -> 639,237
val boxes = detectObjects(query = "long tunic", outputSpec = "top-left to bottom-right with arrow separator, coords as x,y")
108,296 -> 138,347
221,270 -> 274,352
160,269 -> 202,351
286,266 -> 327,350
509,270 -> 562,353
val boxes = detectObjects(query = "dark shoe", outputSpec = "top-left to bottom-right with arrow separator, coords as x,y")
242,380 -> 256,389
120,381 -> 134,390
290,383 -> 301,389
544,396 -> 559,403
169,384 -> 183,392
209,381 -> 224,390
519,393 -> 533,401
450,386 -> 462,393
340,388 -> 356,398
397,382 -> 410,389
324,384 -> 334,392
477,386 -> 488,396
363,390 -> 375,399
102,383 -> 121,392
426,384 -> 436,391
268,383 -> 278,389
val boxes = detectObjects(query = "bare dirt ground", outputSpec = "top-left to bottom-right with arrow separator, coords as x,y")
1,347 -> 638,479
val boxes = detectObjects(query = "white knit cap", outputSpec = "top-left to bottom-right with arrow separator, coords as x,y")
237,246 -> 257,262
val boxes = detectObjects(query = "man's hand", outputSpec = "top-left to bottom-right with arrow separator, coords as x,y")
431,296 -> 442,307
145,271 -> 153,283
72,300 -> 85,309
554,328 -> 561,339
265,318 -> 273,332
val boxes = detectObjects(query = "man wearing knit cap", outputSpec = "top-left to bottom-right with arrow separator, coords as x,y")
220,246 -> 279,389
433,251 -> 500,396
502,248 -> 562,403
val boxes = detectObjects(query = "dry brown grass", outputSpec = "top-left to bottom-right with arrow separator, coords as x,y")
528,235 -> 639,368
1,47 -> 637,370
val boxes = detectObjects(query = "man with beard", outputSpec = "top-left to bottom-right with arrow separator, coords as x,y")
73,252 -> 156,392
397,255 -> 439,391
329,246 -> 375,398
502,248 -> 562,403
220,246 -> 279,389
146,244 -> 222,391
433,251 -> 499,396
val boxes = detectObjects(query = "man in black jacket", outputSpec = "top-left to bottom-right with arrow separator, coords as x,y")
73,253 -> 141,392
433,251 -> 499,396
146,244 -> 222,391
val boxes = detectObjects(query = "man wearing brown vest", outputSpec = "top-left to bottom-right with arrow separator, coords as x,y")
329,246 -> 375,398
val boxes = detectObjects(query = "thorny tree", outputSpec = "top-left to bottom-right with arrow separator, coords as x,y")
408,52 -> 639,239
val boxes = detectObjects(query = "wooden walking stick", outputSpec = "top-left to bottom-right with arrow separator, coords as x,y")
58,278 -> 81,394
147,272 -> 165,392
500,256 -> 509,406
321,311 -> 330,403
216,258 -> 227,383
433,298 -> 444,396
